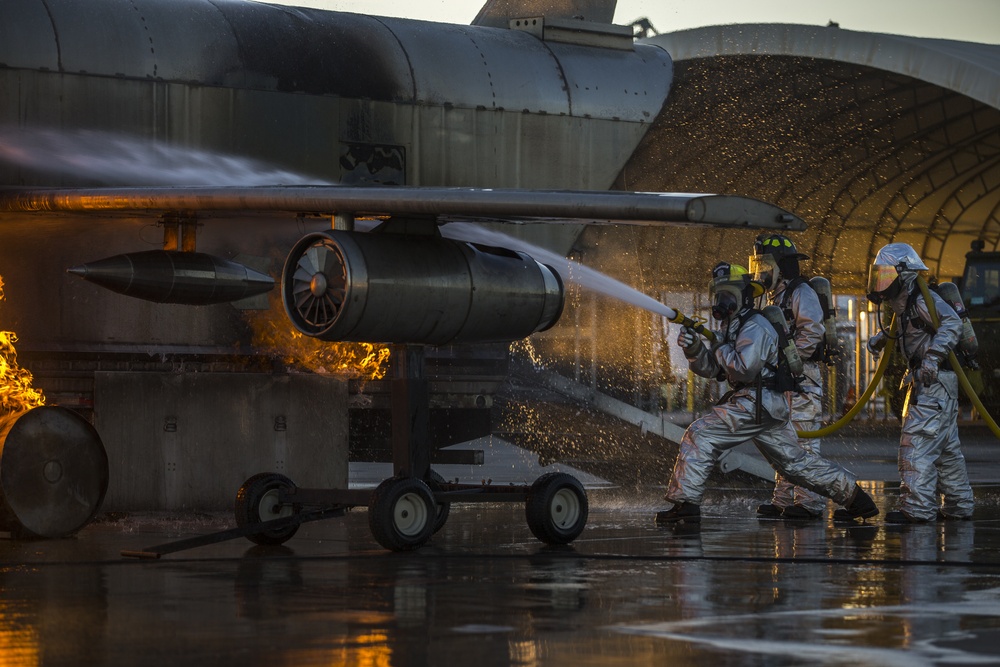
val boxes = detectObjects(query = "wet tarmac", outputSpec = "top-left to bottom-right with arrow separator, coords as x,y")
4,426 -> 1000,666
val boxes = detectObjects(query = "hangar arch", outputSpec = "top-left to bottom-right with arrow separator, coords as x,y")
591,24 -> 1000,293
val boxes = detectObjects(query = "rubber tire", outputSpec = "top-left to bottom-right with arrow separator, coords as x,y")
525,472 -> 588,545
234,472 -> 299,546
427,471 -> 451,534
368,477 -> 436,551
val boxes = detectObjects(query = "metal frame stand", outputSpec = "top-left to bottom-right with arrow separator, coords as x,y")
122,344 -> 535,558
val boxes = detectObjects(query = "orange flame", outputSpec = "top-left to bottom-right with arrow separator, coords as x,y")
246,293 -> 391,379
0,277 -> 45,413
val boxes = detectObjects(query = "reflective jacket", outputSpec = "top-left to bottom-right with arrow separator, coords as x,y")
684,309 -> 789,421
884,273 -> 961,367
770,278 -> 824,396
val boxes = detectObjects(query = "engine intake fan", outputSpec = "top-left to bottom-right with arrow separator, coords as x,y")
281,230 -> 564,345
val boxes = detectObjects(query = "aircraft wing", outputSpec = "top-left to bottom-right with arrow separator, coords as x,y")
0,186 -> 805,231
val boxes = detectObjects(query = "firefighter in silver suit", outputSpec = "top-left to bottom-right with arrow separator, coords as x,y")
864,243 -> 974,523
654,263 -> 878,524
749,234 -> 827,520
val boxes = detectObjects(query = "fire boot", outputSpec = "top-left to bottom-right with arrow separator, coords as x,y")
781,505 -> 822,520
654,502 -> 701,524
831,485 -> 878,523
756,503 -> 783,518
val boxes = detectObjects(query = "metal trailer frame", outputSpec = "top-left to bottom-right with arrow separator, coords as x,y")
122,344 -> 589,558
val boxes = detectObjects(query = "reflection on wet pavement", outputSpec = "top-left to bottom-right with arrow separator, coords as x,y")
2,485 -> 1000,666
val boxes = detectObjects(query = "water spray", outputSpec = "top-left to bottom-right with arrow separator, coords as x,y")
441,223 -> 679,319
0,127 -> 329,186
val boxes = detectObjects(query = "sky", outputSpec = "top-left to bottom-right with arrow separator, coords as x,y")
263,0 -> 1000,44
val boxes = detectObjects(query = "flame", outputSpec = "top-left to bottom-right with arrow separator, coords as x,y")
0,277 -> 45,414
246,293 -> 390,379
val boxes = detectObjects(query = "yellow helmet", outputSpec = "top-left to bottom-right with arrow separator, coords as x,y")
709,262 -> 764,320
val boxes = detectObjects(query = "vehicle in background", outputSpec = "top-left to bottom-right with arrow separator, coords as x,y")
960,240 -> 1000,416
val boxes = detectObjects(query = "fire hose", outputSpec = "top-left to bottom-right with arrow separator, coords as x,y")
668,280 -> 1000,439
795,319 -> 894,438
915,276 -> 1000,439
665,306 -> 893,437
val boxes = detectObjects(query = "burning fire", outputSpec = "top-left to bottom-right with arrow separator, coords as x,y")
247,293 -> 390,379
0,277 -> 45,413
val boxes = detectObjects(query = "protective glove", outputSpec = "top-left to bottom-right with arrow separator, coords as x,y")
918,351 -> 943,386
677,327 -> 703,356
867,330 -> 887,361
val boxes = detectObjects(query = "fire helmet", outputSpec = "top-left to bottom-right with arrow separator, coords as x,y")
710,262 -> 764,320
749,234 -> 809,290
867,242 -> 929,304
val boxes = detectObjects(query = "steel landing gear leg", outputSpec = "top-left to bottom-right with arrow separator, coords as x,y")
366,345 -> 438,551
390,344 -> 430,480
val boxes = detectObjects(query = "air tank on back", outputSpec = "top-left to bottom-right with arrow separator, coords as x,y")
281,230 -> 564,345
808,276 -> 839,352
762,304 -> 804,376
934,280 -> 979,359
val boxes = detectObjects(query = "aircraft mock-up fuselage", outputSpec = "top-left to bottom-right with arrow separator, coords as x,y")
0,0 -> 804,356
2,0 -> 671,192
0,0 -> 806,549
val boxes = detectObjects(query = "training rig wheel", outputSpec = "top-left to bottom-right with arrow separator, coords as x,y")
368,477 -> 437,551
525,472 -> 588,545
234,472 -> 300,546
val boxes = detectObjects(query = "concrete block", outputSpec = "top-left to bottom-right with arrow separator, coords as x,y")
94,372 -> 348,511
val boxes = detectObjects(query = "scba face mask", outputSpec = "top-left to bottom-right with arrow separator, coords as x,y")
711,285 -> 742,320
866,264 -> 903,305
748,254 -> 779,291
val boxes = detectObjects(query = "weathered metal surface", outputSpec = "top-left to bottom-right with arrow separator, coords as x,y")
282,230 -> 564,345
0,0 -> 671,191
474,0 -> 617,28
0,187 -> 803,229
0,406 -> 108,538
68,250 -> 275,304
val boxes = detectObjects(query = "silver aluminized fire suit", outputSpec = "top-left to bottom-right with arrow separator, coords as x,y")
878,273 -> 974,520
664,308 -> 858,507
768,279 -> 826,514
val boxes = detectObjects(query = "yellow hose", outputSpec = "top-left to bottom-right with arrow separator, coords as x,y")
667,301 -> 993,439
797,318 -> 896,438
916,276 -> 1000,439
669,305 -> 894,438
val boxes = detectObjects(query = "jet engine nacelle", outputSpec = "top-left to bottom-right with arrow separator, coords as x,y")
282,230 -> 564,345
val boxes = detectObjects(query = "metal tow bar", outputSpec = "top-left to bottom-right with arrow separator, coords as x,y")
120,506 -> 346,559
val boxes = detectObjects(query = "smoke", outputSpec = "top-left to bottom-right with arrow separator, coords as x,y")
0,127 -> 330,186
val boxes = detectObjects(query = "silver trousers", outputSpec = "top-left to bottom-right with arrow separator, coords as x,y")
899,372 -> 974,520
665,395 -> 857,507
770,390 -> 825,513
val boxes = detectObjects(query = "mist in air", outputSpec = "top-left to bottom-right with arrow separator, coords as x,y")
0,128 -> 329,186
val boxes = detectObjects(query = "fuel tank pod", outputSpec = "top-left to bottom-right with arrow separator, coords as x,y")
68,250 -> 275,304
281,230 -> 564,345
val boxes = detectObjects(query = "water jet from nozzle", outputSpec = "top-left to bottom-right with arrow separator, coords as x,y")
441,222 -> 678,321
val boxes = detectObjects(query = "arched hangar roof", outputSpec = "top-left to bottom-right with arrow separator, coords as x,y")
593,24 -> 1000,293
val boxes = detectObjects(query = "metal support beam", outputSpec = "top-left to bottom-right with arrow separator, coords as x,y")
390,344 -> 430,479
